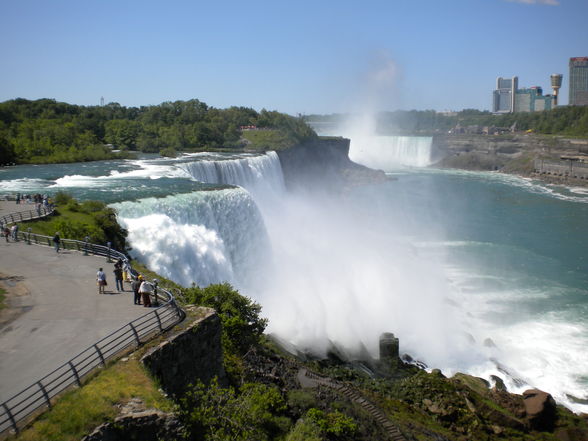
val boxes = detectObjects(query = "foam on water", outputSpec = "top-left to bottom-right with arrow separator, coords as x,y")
112,188 -> 270,288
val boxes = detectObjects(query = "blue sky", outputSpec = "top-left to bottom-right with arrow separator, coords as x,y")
1,0 -> 587,114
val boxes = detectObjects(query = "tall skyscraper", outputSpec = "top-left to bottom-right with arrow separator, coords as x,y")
569,57 -> 588,106
492,77 -> 517,113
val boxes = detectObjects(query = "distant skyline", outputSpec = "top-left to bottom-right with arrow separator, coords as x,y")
1,0 -> 587,115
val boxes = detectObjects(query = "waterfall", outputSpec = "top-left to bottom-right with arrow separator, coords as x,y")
111,188 -> 270,288
349,135 -> 433,169
178,151 -> 285,195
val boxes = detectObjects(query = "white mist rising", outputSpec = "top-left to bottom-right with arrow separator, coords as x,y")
253,187 -> 471,365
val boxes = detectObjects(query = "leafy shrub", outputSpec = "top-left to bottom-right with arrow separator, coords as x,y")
54,191 -> 74,205
305,408 -> 358,438
182,283 -> 267,355
180,380 -> 289,441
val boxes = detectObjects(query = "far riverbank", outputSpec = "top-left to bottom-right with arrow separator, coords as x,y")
432,133 -> 588,188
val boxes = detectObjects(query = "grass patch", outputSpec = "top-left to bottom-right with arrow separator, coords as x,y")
0,286 -> 6,311
241,130 -> 296,151
11,358 -> 173,441
20,193 -> 127,251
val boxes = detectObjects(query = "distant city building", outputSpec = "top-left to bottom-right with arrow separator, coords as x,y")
515,86 -> 555,112
492,77 -> 517,113
550,74 -> 563,106
569,57 -> 588,106
492,76 -> 556,113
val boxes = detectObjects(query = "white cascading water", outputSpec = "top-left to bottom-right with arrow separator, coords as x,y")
111,187 -> 270,288
348,135 -> 433,169
111,148 -> 587,413
177,151 -> 285,196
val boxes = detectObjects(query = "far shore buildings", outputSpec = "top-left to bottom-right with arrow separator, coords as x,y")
569,57 -> 588,106
492,76 -> 559,114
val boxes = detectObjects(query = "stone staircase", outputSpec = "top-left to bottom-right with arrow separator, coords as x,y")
297,368 -> 407,441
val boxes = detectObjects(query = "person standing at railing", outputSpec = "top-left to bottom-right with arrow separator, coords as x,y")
113,261 -> 124,292
138,279 -> 153,307
11,224 -> 18,241
3,226 -> 9,242
96,267 -> 107,294
52,232 -> 61,253
132,275 -> 142,305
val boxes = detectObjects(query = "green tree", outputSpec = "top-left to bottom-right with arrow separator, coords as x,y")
182,283 -> 268,355
180,380 -> 289,441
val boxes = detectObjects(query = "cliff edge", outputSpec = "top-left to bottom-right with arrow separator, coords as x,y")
277,137 -> 388,191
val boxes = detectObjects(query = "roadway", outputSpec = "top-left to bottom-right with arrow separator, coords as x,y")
0,202 -> 148,404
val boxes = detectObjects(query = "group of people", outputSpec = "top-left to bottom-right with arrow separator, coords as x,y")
15,193 -> 51,207
96,259 -> 156,307
2,224 -> 18,242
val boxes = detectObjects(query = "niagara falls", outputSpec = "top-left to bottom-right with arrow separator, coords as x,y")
2,133 -> 587,419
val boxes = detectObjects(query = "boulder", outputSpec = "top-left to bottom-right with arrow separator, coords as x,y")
523,389 -> 557,431
82,407 -> 184,441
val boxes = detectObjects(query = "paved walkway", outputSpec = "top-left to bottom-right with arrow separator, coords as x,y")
0,200 -> 40,219
0,225 -> 148,403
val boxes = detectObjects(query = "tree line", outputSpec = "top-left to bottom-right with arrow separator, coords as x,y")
0,98 -> 317,164
306,106 -> 588,136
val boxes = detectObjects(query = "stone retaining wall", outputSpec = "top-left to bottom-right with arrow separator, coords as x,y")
141,307 -> 226,398
534,159 -> 588,179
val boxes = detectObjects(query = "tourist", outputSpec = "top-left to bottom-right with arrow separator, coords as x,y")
132,275 -> 142,305
15,193 -> 20,205
11,224 -> 18,241
3,226 -> 9,242
52,232 -> 61,253
96,267 -> 107,294
113,263 -> 124,292
138,279 -> 153,307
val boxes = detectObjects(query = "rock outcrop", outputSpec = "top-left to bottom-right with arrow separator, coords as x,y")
523,388 -> 557,431
277,137 -> 388,192
82,399 -> 184,441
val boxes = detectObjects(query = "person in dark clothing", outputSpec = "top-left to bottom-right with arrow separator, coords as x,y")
132,276 -> 142,305
52,232 -> 60,253
113,265 -> 124,292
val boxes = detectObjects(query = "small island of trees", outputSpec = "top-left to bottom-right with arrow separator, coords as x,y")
0,98 -> 317,165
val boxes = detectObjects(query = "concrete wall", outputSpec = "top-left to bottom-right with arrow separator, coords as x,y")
141,307 -> 226,398
534,159 -> 588,179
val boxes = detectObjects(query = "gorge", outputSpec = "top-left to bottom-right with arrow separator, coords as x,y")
1,135 -> 587,417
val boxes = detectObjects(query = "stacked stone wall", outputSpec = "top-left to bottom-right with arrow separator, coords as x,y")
141,307 -> 226,398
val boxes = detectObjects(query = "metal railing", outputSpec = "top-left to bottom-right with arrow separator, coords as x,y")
0,205 -> 54,227
0,232 -> 186,436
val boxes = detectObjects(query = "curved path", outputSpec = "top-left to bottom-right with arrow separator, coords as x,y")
0,199 -> 38,218
0,211 -> 148,404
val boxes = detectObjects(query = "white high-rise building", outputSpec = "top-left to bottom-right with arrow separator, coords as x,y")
492,77 -> 518,114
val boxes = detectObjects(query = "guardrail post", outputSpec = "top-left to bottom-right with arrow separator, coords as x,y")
129,323 -> 141,346
2,403 -> 18,434
94,344 -> 105,367
37,381 -> 51,408
154,309 -> 163,332
69,361 -> 81,387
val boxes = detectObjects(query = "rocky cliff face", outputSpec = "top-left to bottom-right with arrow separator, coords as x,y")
276,137 -> 388,191
432,134 -> 588,185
